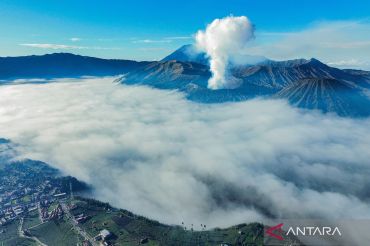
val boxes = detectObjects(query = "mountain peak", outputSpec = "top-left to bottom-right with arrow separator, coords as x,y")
161,44 -> 209,65
162,45 -> 269,66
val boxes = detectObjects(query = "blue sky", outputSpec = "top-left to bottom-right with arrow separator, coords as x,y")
1,0 -> 370,68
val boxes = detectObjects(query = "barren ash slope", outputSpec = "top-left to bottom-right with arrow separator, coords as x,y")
121,45 -> 370,117
276,78 -> 370,115
1,45 -> 370,117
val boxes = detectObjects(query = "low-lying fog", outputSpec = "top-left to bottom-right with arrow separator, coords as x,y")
0,77 -> 370,228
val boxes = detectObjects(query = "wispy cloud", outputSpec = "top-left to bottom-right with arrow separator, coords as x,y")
132,35 -> 192,44
257,31 -> 294,37
132,39 -> 172,44
327,59 -> 370,68
20,43 -> 85,49
19,43 -> 122,50
320,41 -> 370,49
70,37 -> 82,42
248,20 -> 370,70
138,47 -> 171,52
97,37 -> 139,42
164,36 -> 192,40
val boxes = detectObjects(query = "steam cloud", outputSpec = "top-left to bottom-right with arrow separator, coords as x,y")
1,78 -> 370,228
196,16 -> 255,89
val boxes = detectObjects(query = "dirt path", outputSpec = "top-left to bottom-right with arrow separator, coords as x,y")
18,217 -> 48,246
60,202 -> 98,246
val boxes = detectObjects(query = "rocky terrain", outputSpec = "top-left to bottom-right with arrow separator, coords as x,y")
1,46 -> 370,117
122,46 -> 370,117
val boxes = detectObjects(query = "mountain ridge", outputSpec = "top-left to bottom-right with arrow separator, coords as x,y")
123,47 -> 370,117
0,53 -> 150,80
1,49 -> 370,117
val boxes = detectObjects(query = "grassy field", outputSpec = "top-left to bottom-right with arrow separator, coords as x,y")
29,217 -> 82,246
21,195 -> 31,203
0,220 -> 37,246
47,203 -> 59,213
0,197 -> 275,245
22,211 -> 40,229
70,197 -> 264,246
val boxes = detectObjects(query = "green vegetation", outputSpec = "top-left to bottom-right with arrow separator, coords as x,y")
0,158 -> 270,245
22,211 -> 40,229
71,197 -> 264,246
21,195 -> 31,203
47,203 -> 58,213
29,217 -> 82,246
0,198 -> 265,246
0,220 -> 37,246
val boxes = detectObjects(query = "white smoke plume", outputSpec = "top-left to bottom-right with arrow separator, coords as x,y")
1,78 -> 370,229
195,16 -> 255,89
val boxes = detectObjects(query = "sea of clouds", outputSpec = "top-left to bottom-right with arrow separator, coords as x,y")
0,77 -> 370,228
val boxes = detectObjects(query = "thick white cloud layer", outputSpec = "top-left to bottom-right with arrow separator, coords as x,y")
1,77 -> 370,228
196,16 -> 255,89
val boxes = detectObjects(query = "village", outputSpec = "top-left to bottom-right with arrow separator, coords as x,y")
0,161 -> 67,226
0,160 -> 116,246
0,153 -> 266,245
